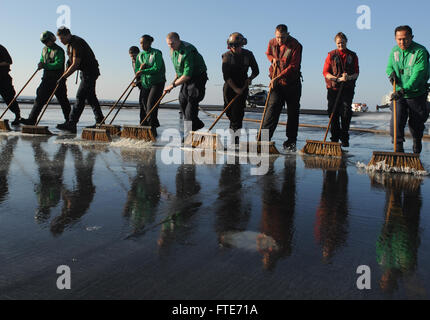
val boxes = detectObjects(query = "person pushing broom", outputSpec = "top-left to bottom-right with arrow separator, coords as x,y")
387,25 -> 429,154
0,44 -> 21,125
20,31 -> 71,127
56,27 -> 104,134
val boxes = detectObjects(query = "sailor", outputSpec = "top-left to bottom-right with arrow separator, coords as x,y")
323,32 -> 359,148
135,35 -> 166,137
56,27 -> 104,133
21,31 -> 71,126
261,24 -> 303,152
222,32 -> 259,144
387,25 -> 430,154
0,44 -> 21,125
164,32 -> 208,133
129,46 -> 140,71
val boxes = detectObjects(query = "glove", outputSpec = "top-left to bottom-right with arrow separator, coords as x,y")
389,72 -> 399,85
391,89 -> 405,101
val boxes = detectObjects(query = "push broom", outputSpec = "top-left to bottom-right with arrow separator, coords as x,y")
121,91 -> 169,141
184,93 -> 240,150
82,65 -> 145,142
21,82 -> 59,135
0,69 -> 39,132
241,68 -> 280,155
302,82 -> 344,157
368,81 -> 424,172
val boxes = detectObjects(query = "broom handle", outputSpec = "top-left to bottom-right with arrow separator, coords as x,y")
109,85 -> 135,125
393,81 -> 397,153
36,82 -> 61,126
323,82 -> 345,142
0,69 -> 39,120
99,65 -> 144,126
208,94 -> 241,132
257,65 -> 278,141
139,91 -> 168,126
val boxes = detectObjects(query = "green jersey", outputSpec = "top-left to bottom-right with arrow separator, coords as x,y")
135,48 -> 166,89
171,41 -> 207,78
386,41 -> 430,98
40,43 -> 65,76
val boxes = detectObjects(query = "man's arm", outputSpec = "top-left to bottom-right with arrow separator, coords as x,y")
61,48 -> 81,80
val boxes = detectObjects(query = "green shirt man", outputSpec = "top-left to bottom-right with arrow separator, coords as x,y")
171,41 -> 207,78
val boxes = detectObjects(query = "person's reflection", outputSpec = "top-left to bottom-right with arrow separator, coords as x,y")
50,145 -> 97,236
215,164 -> 250,236
314,164 -> 349,263
31,141 -> 68,222
257,157 -> 296,271
158,164 -> 202,250
0,136 -> 18,204
123,149 -> 161,234
371,174 -> 423,294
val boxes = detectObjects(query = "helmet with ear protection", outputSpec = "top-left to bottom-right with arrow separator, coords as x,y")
227,32 -> 247,48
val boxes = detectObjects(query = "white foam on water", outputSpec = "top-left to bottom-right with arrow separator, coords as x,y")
110,138 -> 153,149
356,161 -> 428,176
54,137 -> 110,146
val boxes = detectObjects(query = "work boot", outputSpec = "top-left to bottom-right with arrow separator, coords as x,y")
20,118 -> 36,125
57,121 -> 77,134
11,114 -> 21,126
56,120 -> 69,129
341,140 -> 350,148
283,140 -> 297,152
413,139 -> 422,154
396,143 -> 404,153
192,119 -> 205,132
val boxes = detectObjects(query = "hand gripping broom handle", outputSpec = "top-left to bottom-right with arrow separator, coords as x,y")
0,69 -> 39,120
323,82 -> 345,142
35,82 -> 61,126
257,65 -> 278,141
109,85 -> 135,125
139,91 -> 169,126
393,81 -> 398,153
99,65 -> 144,126
208,94 -> 241,132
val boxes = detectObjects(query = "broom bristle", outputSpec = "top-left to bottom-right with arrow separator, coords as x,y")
0,120 -> 11,132
369,151 -> 424,172
99,124 -> 122,136
21,125 -> 52,135
302,140 -> 343,157
184,131 -> 221,150
121,126 -> 155,141
82,129 -> 112,142
241,141 -> 280,155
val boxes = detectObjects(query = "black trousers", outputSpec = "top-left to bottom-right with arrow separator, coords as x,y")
262,81 -> 302,141
139,82 -> 165,128
70,73 -> 104,124
179,73 -> 207,131
390,93 -> 429,144
327,87 -> 354,143
0,73 -> 20,116
28,77 -> 71,122
223,84 -> 248,132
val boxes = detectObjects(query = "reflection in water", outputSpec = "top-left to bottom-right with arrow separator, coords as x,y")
123,150 -> 161,235
32,141 -> 68,222
50,146 -> 97,236
314,164 -> 349,263
0,136 -> 18,204
371,174 -> 423,295
158,165 -> 202,250
258,157 -> 296,271
215,165 -> 250,236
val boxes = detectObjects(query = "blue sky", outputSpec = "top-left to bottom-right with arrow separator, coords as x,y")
1,0 -> 429,109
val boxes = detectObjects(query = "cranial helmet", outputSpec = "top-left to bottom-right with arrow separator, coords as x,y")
40,31 -> 56,44
227,32 -> 247,48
